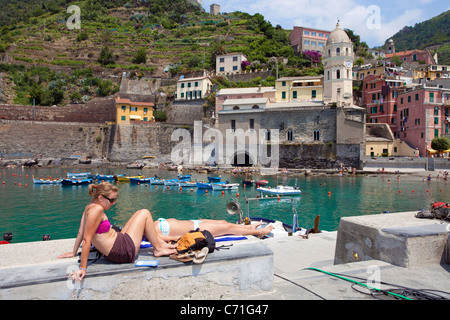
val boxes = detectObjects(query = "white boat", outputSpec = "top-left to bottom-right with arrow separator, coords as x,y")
67,172 -> 91,179
177,181 -> 197,188
212,183 -> 239,191
257,185 -> 302,196
33,176 -> 62,184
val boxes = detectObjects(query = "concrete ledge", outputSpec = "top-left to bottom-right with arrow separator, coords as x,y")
0,240 -> 273,300
334,212 -> 449,268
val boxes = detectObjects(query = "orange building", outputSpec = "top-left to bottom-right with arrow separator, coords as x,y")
115,97 -> 154,124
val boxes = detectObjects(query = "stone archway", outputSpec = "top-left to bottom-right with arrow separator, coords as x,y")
231,152 -> 254,167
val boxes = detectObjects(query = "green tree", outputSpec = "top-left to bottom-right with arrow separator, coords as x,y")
133,47 -> 147,64
98,46 -> 115,66
431,136 -> 450,152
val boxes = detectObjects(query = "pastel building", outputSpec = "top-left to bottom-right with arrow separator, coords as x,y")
115,97 -> 154,124
397,83 -> 450,156
216,53 -> 247,74
385,50 -> 435,65
275,76 -> 323,102
175,75 -> 212,101
289,26 -> 330,54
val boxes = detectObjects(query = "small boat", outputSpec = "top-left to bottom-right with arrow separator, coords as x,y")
33,176 -> 62,184
212,183 -> 239,191
177,181 -> 197,188
255,180 -> 269,187
177,174 -> 191,180
96,174 -> 115,181
196,181 -> 226,189
242,179 -> 254,186
164,178 -> 180,186
67,172 -> 91,179
207,176 -> 221,182
257,185 -> 301,196
130,177 -> 152,184
61,178 -> 93,185
150,178 -> 165,185
116,175 -> 144,182
78,158 -> 91,164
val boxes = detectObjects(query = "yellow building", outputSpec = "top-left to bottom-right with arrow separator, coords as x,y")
115,97 -> 154,124
414,64 -> 450,81
275,76 -> 323,102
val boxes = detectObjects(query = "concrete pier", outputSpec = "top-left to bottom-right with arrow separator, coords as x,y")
0,212 -> 449,300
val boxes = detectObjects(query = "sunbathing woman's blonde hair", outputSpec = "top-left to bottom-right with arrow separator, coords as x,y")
88,182 -> 118,199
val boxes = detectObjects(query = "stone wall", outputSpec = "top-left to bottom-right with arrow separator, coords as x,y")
0,98 -> 116,123
0,120 -> 110,159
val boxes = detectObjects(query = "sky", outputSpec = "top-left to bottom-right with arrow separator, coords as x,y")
201,0 -> 450,48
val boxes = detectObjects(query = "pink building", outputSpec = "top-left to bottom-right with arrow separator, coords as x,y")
215,86 -> 276,124
385,49 -> 435,65
398,84 -> 450,156
289,26 -> 331,54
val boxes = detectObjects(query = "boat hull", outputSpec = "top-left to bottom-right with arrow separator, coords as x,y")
257,186 -> 301,196
212,183 -> 239,191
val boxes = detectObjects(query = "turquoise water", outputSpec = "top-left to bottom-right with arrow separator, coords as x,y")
1,167 -> 449,243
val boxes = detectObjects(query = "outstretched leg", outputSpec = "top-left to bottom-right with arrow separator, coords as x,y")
198,220 -> 273,238
122,209 -> 177,257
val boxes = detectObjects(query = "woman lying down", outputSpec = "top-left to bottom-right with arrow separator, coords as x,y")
155,218 -> 274,242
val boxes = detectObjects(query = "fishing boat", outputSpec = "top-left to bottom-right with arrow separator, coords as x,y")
212,183 -> 239,191
196,181 -> 226,189
150,178 -> 164,185
67,172 -> 91,179
257,185 -> 302,196
207,176 -> 221,182
177,174 -> 191,180
33,176 -> 62,184
96,174 -> 115,181
255,180 -> 269,187
115,175 -> 144,182
164,178 -> 180,186
61,178 -> 93,185
130,177 -> 152,184
177,181 -> 197,188
242,179 -> 254,186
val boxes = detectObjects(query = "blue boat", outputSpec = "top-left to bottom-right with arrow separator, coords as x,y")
96,174 -> 115,181
177,174 -> 191,180
61,178 -> 93,185
130,177 -> 152,184
67,172 -> 91,179
196,181 -> 226,189
207,176 -> 221,182
150,178 -> 164,185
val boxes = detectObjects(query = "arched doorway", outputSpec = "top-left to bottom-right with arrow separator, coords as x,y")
231,152 -> 254,167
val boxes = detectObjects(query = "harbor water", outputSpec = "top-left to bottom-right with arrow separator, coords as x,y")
1,167 -> 449,243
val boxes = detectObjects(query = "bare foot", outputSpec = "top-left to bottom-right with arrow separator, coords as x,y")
257,224 -> 274,238
153,247 -> 177,257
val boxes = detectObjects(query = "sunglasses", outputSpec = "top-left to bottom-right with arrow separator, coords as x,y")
102,195 -> 117,204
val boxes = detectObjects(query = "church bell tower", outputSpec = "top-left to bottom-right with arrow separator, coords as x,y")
323,23 -> 354,107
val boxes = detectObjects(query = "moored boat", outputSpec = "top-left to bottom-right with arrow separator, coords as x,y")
96,174 -> 115,181
130,177 -> 152,184
257,185 -> 301,196
33,176 -> 62,184
212,183 -> 239,191
196,181 -> 226,189
67,172 -> 91,179
255,180 -> 269,187
61,178 -> 93,185
177,181 -> 197,188
207,176 -> 221,182
115,175 -> 144,182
